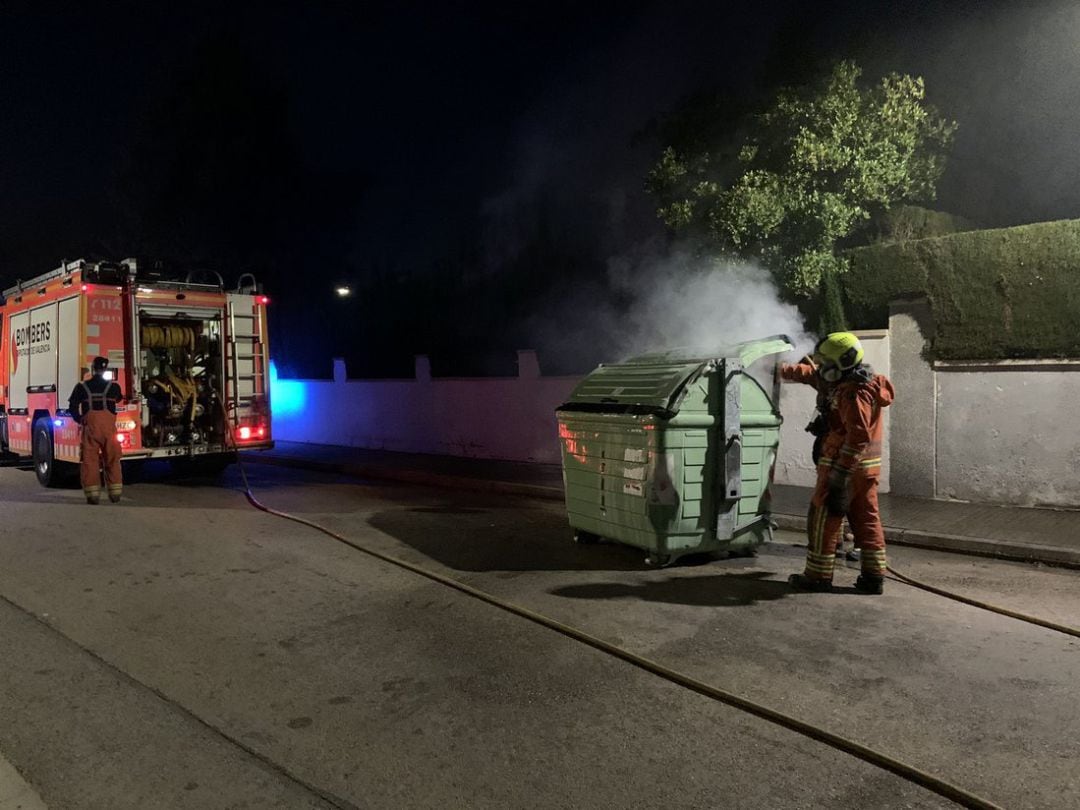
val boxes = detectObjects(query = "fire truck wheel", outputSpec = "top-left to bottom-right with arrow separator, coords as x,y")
32,420 -> 60,488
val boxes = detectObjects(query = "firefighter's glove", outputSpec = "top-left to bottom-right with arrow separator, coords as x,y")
824,468 -> 852,517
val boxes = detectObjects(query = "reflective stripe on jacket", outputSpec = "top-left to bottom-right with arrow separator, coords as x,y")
68,375 -> 123,422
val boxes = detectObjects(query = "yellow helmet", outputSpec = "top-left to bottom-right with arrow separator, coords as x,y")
813,332 -> 864,382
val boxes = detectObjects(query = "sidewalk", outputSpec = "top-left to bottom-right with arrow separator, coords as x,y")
244,442 -> 1080,568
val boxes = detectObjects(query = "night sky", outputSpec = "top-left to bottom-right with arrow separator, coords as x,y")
3,1 -> 1079,375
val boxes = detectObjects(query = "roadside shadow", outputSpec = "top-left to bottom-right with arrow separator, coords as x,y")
550,571 -> 793,607
368,505 -> 654,572
409,506 -> 488,516
8,463 -> 82,489
125,461 -> 240,489
139,461 -> 365,492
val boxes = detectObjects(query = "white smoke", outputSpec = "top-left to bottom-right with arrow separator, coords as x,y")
606,251 -> 814,359
530,248 -> 814,373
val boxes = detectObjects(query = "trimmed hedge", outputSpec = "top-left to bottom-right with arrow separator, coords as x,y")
843,205 -> 976,248
842,218 -> 1080,360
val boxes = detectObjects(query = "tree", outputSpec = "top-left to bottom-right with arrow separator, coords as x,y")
646,61 -> 957,297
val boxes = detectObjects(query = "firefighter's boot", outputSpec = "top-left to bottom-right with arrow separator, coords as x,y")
855,574 -> 885,595
788,573 -> 832,592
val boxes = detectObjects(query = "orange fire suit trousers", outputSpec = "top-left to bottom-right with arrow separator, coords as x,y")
804,466 -> 886,582
80,410 -> 123,502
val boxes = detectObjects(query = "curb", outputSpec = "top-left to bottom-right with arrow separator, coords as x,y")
772,513 -> 1080,569
243,453 -> 565,502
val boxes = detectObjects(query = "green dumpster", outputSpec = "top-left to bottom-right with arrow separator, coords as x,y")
556,334 -> 793,566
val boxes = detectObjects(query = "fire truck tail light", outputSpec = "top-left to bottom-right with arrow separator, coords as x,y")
116,432 -> 128,444
257,295 -> 270,305
235,424 -> 266,442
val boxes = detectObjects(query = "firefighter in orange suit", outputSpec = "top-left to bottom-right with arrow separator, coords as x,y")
68,356 -> 124,504
779,333 -> 895,594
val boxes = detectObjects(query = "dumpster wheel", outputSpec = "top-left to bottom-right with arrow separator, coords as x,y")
644,553 -> 674,568
726,546 -> 759,559
233,458 -> 1010,810
572,529 -> 600,545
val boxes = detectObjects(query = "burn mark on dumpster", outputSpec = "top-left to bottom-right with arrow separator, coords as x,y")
558,422 -> 587,464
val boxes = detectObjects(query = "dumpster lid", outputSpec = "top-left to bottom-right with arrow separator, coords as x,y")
559,334 -> 793,415
626,334 -> 794,369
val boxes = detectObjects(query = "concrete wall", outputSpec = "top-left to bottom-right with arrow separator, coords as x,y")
774,331 -> 891,492
269,351 -> 579,464
272,342 -> 893,483
887,299 -> 1080,508
935,360 -> 1080,507
270,335 -> 1080,508
888,300 -> 937,498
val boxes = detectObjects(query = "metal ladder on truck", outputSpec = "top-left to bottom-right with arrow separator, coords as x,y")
225,295 -> 266,431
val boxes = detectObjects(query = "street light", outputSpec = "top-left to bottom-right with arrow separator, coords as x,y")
335,286 -> 352,298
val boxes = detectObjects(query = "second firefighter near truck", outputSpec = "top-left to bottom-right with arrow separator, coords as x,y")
69,356 -> 124,504
780,332 -> 895,594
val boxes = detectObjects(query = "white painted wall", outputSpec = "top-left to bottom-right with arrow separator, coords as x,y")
272,341 -> 893,479
774,332 -> 891,492
269,351 -> 579,463
935,361 -> 1080,507
271,336 -> 1080,508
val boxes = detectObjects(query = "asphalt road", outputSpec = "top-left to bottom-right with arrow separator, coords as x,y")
0,462 -> 1077,810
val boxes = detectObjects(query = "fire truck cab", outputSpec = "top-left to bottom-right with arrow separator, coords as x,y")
0,259 -> 273,486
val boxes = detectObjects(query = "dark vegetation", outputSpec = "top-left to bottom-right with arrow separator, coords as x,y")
841,219 -> 1080,360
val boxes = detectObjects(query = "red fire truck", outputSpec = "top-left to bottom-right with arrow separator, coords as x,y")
0,258 -> 273,486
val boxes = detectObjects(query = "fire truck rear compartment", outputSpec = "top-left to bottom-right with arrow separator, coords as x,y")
138,315 -> 225,448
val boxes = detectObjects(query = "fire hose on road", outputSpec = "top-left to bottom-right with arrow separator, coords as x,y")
223,449 -> 1080,810
885,564 -> 1080,639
